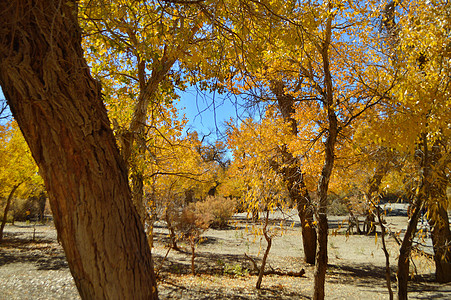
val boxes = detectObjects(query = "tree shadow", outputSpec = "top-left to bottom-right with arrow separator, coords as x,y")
0,233 -> 68,271
160,279 -> 311,299
328,263 -> 393,288
328,263 -> 449,299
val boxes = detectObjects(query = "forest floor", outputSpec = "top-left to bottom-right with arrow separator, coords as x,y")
1,206 -> 451,299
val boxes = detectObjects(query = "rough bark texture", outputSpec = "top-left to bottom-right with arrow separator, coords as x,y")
429,204 -> 451,283
0,1 -> 158,299
272,82 -> 317,265
427,144 -> 451,283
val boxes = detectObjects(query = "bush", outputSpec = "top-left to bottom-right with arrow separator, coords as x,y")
328,196 -> 349,216
223,263 -> 249,277
195,196 -> 236,229
176,203 -> 213,237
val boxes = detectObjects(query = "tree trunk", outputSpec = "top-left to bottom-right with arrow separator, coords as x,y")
429,204 -> 451,283
398,134 -> 430,300
376,206 -> 394,300
364,157 -> 391,235
256,211 -> 272,289
272,82 -> 317,265
0,1 -> 158,299
280,156 -> 317,264
398,195 -> 424,300
37,192 -> 47,223
190,239 -> 196,275
427,145 -> 451,283
0,184 -> 21,243
313,11 -> 337,300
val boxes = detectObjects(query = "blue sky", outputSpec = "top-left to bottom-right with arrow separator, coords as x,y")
174,87 -> 247,142
0,85 -> 247,142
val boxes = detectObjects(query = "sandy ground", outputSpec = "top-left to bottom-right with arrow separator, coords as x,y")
1,208 -> 450,299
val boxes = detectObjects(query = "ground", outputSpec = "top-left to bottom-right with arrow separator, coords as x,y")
1,207 -> 450,299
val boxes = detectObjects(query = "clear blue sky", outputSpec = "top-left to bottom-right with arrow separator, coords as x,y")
174,87 -> 246,143
0,85 -> 248,142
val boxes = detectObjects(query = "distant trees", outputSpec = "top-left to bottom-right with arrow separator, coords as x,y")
0,121 -> 43,242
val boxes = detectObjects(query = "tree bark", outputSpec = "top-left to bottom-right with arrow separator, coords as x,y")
427,144 -> 451,283
0,184 -> 21,243
375,206 -> 394,300
398,134 -> 430,300
429,204 -> 451,283
256,210 -> 272,289
0,1 -> 158,299
313,11 -> 337,300
272,82 -> 317,265
364,154 -> 392,235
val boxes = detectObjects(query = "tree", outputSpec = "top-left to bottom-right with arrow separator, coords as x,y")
0,121 -> 42,242
79,0 -> 207,233
0,1 -> 157,298
375,1 -> 451,296
203,2 -> 389,298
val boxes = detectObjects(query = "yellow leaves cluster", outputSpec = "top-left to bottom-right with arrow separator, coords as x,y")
226,109 -> 293,211
0,121 -> 43,200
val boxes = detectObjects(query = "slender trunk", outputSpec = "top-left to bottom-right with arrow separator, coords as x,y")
0,184 -> 21,243
376,206 -> 394,300
282,157 -> 317,264
398,134 -> 430,300
256,211 -> 272,289
37,192 -> 47,223
398,195 -> 424,300
364,158 -> 391,235
118,23 -> 200,230
0,1 -> 158,298
313,10 -> 337,300
190,238 -> 196,275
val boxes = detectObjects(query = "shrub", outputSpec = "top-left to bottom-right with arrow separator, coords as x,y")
175,203 -> 213,275
195,196 -> 236,229
223,263 -> 249,277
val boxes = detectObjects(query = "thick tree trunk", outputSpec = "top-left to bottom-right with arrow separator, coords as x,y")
272,82 -> 317,264
0,184 -> 21,243
429,205 -> 451,283
286,162 -> 317,264
0,1 -> 158,299
427,147 -> 451,283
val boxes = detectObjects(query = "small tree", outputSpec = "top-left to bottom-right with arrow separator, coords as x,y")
175,202 -> 213,275
0,121 -> 42,242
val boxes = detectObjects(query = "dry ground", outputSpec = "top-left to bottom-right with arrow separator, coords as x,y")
1,210 -> 450,299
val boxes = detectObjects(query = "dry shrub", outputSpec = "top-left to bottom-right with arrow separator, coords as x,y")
176,203 -> 213,238
195,195 -> 236,229
175,203 -> 213,275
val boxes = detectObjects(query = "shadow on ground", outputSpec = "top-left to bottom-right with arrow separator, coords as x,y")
0,232 -> 68,270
